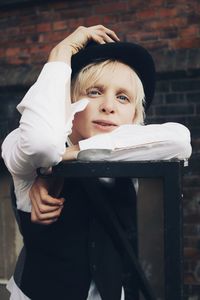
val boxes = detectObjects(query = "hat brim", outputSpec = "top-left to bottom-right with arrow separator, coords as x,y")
71,42 -> 155,111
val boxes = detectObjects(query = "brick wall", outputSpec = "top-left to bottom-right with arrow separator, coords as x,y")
0,0 -> 200,299
0,0 -> 200,68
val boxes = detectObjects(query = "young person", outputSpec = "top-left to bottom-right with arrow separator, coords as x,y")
2,25 -> 191,300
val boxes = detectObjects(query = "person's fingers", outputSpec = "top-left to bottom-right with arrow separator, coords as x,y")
49,24 -> 120,60
31,197 -> 63,222
29,178 -> 64,213
86,28 -> 119,45
96,30 -> 115,43
40,190 -> 65,206
36,207 -> 63,221
92,25 -> 120,42
36,199 -> 62,213
36,179 -> 64,204
31,206 -> 58,225
30,176 -> 65,224
90,32 -> 110,44
30,181 -> 60,208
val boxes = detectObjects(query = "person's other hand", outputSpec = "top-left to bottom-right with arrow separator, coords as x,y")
30,176 -> 65,225
48,25 -> 120,64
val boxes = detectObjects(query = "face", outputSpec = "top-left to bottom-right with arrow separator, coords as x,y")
70,62 -> 137,144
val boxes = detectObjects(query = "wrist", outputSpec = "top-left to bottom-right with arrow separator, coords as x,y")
48,45 -> 73,65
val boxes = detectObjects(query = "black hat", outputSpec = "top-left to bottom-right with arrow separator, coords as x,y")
71,41 -> 156,111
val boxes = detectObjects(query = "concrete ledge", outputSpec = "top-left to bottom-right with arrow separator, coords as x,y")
0,283 -> 9,300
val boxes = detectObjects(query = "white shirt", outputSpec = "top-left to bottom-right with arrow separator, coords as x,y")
1,62 -> 192,300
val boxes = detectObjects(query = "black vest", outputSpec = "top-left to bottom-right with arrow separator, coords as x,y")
12,177 -> 137,300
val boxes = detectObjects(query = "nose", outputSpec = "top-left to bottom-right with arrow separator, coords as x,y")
99,96 -> 115,114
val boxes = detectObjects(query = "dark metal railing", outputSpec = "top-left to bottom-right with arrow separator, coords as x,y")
48,159 -> 184,300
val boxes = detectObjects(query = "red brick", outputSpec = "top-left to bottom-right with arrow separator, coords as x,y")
188,13 -> 200,25
137,32 -> 159,42
59,8 -> 89,20
85,15 -> 102,26
169,37 -> 200,50
165,0 -> 188,7
36,23 -> 51,33
129,0 -> 148,10
119,12 -> 136,22
29,46 -> 38,54
148,20 -> 171,31
180,26 -> 199,38
30,44 -> 51,54
112,20 -> 143,34
51,31 -> 70,43
0,48 -> 5,58
20,14 -> 38,26
157,7 -> 178,18
94,2 -> 128,14
38,32 -> 55,44
6,47 -> 20,57
31,52 -> 47,64
5,27 -> 20,36
6,57 -> 22,64
38,33 -> 45,43
21,25 -> 36,34
137,9 -> 157,19
159,28 -> 178,39
125,32 -> 142,43
149,0 -> 164,6
142,40 -> 168,51
53,21 -> 67,31
102,15 -> 118,24
67,18 -> 86,29
24,34 -> 38,44
169,16 -> 188,27
49,1 -> 69,10
129,31 -> 158,43
15,47 -> 29,59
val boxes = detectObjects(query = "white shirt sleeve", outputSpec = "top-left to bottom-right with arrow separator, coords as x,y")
1,62 -> 89,179
78,123 -> 192,161
1,62 -> 89,212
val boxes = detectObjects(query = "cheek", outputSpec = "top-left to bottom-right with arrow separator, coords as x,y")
72,106 -> 91,127
121,105 -> 136,123
77,102 -> 96,122
72,112 -> 86,129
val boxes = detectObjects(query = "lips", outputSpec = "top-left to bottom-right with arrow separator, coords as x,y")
92,120 -> 117,127
92,120 -> 118,132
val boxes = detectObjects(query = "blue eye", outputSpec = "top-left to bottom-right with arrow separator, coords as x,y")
87,88 -> 101,97
118,95 -> 129,103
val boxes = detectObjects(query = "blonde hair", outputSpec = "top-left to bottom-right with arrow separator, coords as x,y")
71,60 -> 145,124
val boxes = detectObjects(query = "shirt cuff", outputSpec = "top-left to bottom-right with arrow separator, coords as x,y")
79,133 -> 114,151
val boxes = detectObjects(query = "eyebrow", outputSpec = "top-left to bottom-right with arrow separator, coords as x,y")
117,88 -> 135,100
87,84 -> 106,90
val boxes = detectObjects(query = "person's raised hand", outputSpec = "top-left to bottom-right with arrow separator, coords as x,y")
30,176 -> 65,225
48,25 -> 120,64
